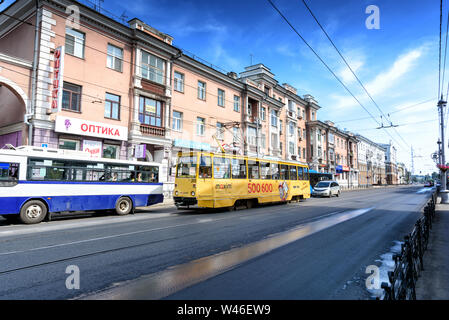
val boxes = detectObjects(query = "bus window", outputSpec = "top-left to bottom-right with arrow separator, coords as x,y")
298,166 -> 303,180
289,166 -> 297,180
260,162 -> 271,179
199,155 -> 212,179
248,160 -> 259,179
213,157 -> 231,179
176,156 -> 197,178
271,163 -> 280,180
137,165 -> 159,182
0,162 -> 19,183
280,164 -> 289,180
231,158 -> 246,179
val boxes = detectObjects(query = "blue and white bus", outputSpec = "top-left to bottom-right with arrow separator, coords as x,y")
0,145 -> 164,224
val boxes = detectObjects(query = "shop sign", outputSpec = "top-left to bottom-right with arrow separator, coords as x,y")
51,46 -> 65,113
83,140 -> 102,158
135,144 -> 146,158
55,116 -> 128,141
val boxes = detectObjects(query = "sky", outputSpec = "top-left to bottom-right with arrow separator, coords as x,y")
0,0 -> 443,175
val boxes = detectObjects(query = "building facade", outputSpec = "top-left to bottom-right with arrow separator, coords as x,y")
379,142 -> 398,185
356,134 -> 387,186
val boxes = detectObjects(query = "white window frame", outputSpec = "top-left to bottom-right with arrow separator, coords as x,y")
107,44 -> 123,72
141,50 -> 165,84
65,28 -> 85,59
197,117 -> 205,136
174,71 -> 184,93
172,110 -> 183,132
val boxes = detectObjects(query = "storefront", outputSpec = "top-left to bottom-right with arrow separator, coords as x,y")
53,116 -> 128,159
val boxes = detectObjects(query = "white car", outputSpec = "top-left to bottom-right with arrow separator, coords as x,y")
312,181 -> 341,198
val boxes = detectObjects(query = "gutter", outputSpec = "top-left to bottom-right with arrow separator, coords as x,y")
28,0 -> 41,146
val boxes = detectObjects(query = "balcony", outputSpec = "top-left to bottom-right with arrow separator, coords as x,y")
140,124 -> 166,137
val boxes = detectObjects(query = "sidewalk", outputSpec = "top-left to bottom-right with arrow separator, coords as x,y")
415,199 -> 449,299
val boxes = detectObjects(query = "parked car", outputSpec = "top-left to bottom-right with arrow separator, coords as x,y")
424,181 -> 434,187
312,181 -> 341,198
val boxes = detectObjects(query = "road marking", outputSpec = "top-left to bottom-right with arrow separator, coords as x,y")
0,216 -> 233,256
78,207 -> 374,300
0,212 -> 178,238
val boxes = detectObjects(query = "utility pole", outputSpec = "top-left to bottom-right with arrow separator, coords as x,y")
438,97 -> 449,203
411,146 -> 414,176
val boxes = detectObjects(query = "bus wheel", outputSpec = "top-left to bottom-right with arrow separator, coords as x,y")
116,197 -> 133,215
20,200 -> 47,224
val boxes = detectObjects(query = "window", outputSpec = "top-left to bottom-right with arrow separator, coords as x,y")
289,122 -> 295,136
248,160 -> 259,179
199,155 -> 212,178
139,96 -> 163,127
264,86 -> 270,96
271,110 -> 278,127
172,110 -> 183,131
197,117 -> 205,136
59,139 -> 79,150
177,156 -> 197,178
141,51 -> 164,84
104,93 -> 120,120
234,95 -> 240,112
289,142 -> 295,155
198,81 -> 206,100
280,120 -> 283,133
261,133 -> 266,149
298,166 -> 303,180
0,162 -> 19,183
260,162 -> 271,179
103,144 -> 119,159
213,157 -> 231,179
303,148 -> 306,159
298,146 -> 301,158
218,89 -> 225,107
261,107 -> 266,121
271,163 -> 280,179
107,44 -> 123,72
280,164 -> 289,180
174,71 -> 184,92
231,158 -> 247,179
216,122 -> 224,140
65,28 -> 85,58
289,166 -> 297,180
62,82 -> 81,112
248,127 -> 257,146
303,128 -> 306,139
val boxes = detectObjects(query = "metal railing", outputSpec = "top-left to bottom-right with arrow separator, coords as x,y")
380,192 -> 437,300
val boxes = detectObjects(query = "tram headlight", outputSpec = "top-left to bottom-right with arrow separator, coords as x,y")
191,191 -> 195,196
175,191 -> 179,196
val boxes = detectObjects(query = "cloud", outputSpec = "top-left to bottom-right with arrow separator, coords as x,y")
331,45 -> 426,110
276,44 -> 298,57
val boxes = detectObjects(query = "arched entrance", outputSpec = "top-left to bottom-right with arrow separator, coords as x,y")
0,76 -> 29,148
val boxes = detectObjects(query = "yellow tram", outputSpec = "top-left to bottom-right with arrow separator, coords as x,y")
173,152 -> 310,209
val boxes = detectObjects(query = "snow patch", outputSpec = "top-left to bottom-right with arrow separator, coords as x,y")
367,240 -> 403,299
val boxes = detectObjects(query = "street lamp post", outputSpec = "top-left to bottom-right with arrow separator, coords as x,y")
438,98 -> 449,203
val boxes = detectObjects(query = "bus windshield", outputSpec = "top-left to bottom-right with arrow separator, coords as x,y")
176,156 -> 197,178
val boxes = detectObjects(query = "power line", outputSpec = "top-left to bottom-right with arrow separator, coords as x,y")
300,0 -> 411,149
267,0 -> 406,151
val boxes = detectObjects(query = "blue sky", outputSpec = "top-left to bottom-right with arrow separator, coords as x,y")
0,0 -> 443,174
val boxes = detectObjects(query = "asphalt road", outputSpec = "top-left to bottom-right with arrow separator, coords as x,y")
0,185 -> 435,299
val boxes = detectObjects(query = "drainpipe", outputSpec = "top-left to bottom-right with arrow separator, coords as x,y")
28,0 -> 41,146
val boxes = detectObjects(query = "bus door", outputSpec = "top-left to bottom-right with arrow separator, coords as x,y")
197,154 -> 213,198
